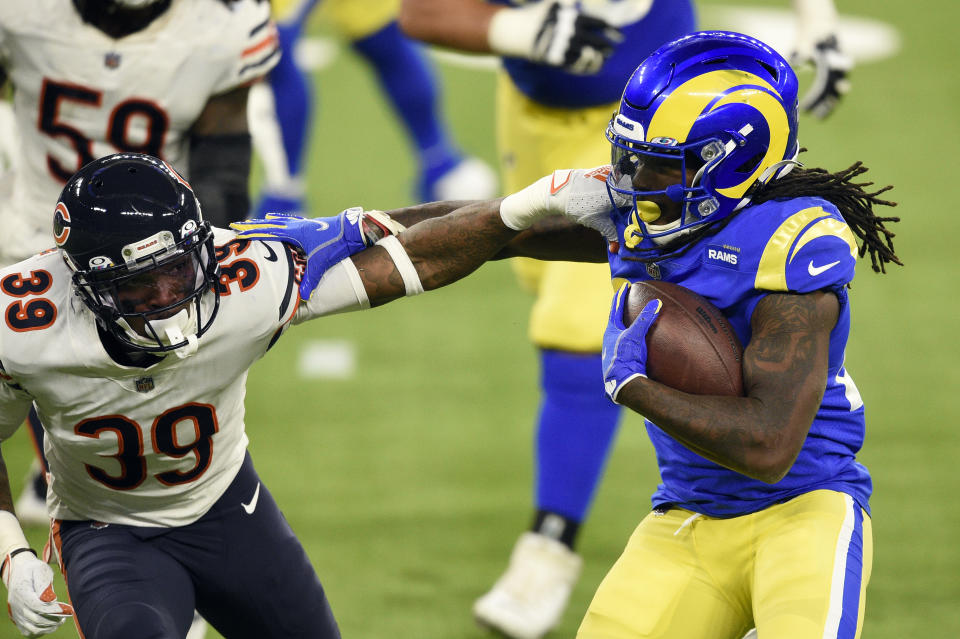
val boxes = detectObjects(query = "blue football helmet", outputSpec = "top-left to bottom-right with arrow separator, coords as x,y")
606,31 -> 800,245
55,153 -> 220,355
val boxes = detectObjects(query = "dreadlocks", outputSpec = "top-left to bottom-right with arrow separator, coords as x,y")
625,157 -> 903,273
751,160 -> 902,273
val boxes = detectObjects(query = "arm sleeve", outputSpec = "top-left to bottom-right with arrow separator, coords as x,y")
293,258 -> 371,324
189,133 -> 252,227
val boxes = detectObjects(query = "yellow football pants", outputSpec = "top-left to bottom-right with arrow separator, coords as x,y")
578,490 -> 873,639
272,0 -> 398,39
496,72 -> 618,352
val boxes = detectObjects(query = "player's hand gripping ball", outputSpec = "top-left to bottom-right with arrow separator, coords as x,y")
623,281 -> 744,397
602,283 -> 661,403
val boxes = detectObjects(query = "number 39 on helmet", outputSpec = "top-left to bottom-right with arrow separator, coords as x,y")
606,30 -> 800,242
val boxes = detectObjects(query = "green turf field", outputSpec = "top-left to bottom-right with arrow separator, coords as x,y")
3,1 -> 957,637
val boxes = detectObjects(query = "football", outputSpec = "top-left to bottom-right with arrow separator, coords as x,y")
623,281 -> 744,396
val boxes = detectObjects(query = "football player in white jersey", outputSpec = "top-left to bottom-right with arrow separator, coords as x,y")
0,152 -> 613,637
0,0 -> 280,551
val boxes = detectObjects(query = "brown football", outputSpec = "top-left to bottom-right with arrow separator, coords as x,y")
623,281 -> 744,396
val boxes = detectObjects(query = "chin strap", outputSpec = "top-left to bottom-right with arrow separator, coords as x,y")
735,158 -> 804,214
115,307 -> 200,358
646,217 -> 684,246
758,158 -> 803,185
147,309 -> 199,359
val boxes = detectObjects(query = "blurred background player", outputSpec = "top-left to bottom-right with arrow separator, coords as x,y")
789,0 -> 852,118
399,1 -> 853,638
250,0 -> 497,218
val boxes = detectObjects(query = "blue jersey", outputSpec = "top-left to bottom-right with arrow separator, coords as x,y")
494,0 -> 696,108
608,197 -> 872,517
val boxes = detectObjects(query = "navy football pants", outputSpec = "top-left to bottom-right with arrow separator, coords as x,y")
56,453 -> 340,639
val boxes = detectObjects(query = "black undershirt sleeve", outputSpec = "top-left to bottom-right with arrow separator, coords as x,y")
188,133 -> 252,228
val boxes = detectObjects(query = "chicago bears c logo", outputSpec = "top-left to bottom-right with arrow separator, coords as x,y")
53,202 -> 71,246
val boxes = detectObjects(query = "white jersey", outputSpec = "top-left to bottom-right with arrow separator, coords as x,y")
0,0 -> 279,264
0,230 -> 336,527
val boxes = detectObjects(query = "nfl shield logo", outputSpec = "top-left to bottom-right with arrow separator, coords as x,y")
135,377 -> 154,393
104,52 -> 121,69
646,263 -> 661,279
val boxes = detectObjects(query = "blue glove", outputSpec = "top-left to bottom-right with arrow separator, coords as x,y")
232,208 -> 401,298
601,284 -> 661,403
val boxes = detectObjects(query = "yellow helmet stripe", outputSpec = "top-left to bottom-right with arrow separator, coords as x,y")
714,88 -> 790,199
647,69 -> 790,200
647,69 -> 776,143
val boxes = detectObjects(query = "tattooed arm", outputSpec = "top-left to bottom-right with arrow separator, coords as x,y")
350,199 -> 608,305
382,201 -> 477,229
381,201 -> 609,262
351,200 -> 518,306
613,291 -> 839,483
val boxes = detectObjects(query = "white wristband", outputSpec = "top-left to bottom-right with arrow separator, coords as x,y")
340,258 -> 370,309
0,511 -> 30,561
376,235 -> 424,296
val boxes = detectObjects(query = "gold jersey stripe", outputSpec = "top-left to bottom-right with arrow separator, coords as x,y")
755,206 -> 854,291
793,217 -> 858,260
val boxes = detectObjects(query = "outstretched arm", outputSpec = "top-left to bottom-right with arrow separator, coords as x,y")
352,199 -> 516,305
352,165 -> 616,304
383,201 -> 609,262
234,167 -> 617,308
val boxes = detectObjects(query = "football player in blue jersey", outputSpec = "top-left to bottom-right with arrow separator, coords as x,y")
580,30 -> 899,639
250,0 -> 497,218
233,25 -> 896,638
399,2 -> 695,635
399,2 -> 855,636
